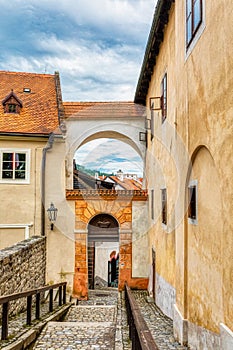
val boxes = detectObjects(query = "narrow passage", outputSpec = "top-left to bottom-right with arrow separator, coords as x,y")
33,288 -> 130,350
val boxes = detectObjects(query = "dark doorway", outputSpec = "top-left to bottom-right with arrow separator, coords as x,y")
152,248 -> 156,300
88,214 -> 119,289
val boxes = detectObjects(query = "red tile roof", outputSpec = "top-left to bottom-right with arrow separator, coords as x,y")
0,71 -> 60,135
108,175 -> 142,190
63,101 -> 146,119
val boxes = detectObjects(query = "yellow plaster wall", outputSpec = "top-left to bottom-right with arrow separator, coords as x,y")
145,0 -> 233,334
45,139 -> 76,294
146,3 -> 177,290
187,147 -> 223,332
0,138 -> 45,243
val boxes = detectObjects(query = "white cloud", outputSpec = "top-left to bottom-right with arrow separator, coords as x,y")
74,138 -> 143,175
5,33 -> 143,100
26,0 -> 155,39
0,0 -> 156,100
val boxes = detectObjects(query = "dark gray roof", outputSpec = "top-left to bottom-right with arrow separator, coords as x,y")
134,0 -> 175,105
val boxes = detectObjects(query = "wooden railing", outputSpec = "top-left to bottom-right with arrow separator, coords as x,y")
125,283 -> 158,350
0,282 -> 67,340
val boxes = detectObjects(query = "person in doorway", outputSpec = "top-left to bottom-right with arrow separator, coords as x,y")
110,250 -> 117,285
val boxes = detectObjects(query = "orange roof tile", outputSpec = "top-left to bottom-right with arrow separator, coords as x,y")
0,71 -> 60,135
109,176 -> 142,190
63,101 -> 146,119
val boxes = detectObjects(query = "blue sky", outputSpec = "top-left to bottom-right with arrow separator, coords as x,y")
0,0 -> 156,101
74,139 -> 143,176
0,0 -> 156,176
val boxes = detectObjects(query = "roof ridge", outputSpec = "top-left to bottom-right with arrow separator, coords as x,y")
0,70 -> 55,78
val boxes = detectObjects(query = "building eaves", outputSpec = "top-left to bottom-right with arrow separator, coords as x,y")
63,101 -> 146,119
134,0 -> 175,105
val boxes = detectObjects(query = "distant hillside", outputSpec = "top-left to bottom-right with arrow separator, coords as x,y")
76,164 -> 114,177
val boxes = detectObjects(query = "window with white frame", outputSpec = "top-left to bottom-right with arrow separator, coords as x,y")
0,149 -> 30,183
186,0 -> 203,48
188,180 -> 198,224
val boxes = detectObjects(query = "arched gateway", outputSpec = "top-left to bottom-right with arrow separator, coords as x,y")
64,102 -> 149,300
88,213 -> 119,289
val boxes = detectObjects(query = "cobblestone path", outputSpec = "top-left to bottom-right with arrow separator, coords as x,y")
132,291 -> 189,350
33,289 -> 129,350
1,288 -> 189,349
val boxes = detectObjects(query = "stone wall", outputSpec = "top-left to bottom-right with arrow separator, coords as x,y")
0,236 -> 46,315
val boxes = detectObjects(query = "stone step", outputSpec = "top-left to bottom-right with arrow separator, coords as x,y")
33,321 -> 116,349
65,305 -> 116,323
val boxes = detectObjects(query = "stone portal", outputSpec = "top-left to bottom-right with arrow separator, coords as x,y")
66,189 -> 148,299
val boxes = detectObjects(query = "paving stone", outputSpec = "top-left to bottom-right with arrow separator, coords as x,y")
132,290 -> 189,349
1,287 -> 189,350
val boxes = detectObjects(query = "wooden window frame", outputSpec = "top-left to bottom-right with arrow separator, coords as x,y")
161,73 -> 167,123
188,180 -> 198,224
186,0 -> 203,48
8,104 -> 17,113
161,188 -> 167,226
151,189 -> 154,220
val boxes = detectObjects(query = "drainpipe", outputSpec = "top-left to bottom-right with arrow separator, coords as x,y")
41,133 -> 54,236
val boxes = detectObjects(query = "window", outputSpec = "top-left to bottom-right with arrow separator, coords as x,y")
8,104 -> 17,113
2,90 -> 23,114
151,189 -> 154,220
0,149 -> 30,183
161,73 -> 167,123
161,188 -> 167,225
150,103 -> 154,140
23,88 -> 31,93
186,0 -> 203,47
188,181 -> 198,224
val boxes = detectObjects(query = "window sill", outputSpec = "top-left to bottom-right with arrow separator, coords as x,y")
188,218 -> 198,225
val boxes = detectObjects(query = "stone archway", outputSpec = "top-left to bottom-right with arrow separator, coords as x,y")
88,213 -> 119,289
67,189 -> 148,300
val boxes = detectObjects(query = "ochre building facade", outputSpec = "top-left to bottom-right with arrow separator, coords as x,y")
135,0 -> 233,348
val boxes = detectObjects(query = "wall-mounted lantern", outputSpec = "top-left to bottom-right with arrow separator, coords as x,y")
47,202 -> 58,230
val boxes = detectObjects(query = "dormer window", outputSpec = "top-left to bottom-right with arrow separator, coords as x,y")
8,104 -> 17,113
2,90 -> 23,114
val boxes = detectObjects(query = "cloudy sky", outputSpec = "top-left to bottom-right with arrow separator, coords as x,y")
74,138 -> 143,176
0,0 -> 156,101
0,0 -> 156,176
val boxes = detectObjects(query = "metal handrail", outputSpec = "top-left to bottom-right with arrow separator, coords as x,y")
125,283 -> 158,350
0,282 -> 67,340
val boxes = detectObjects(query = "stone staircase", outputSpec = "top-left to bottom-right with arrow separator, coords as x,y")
32,289 -> 127,350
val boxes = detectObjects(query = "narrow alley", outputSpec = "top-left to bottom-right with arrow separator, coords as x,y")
32,288 -> 188,350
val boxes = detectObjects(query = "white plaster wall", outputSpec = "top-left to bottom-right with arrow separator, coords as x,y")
188,322 -> 221,350
45,136 -> 75,293
65,117 -> 146,189
220,323 -> 233,350
132,201 -> 149,278
156,273 -> 176,319
95,241 -> 119,282
173,304 -> 188,346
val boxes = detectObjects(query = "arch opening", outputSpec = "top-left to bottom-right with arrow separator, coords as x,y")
184,145 -> 223,333
73,137 -> 144,190
88,214 -> 119,290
